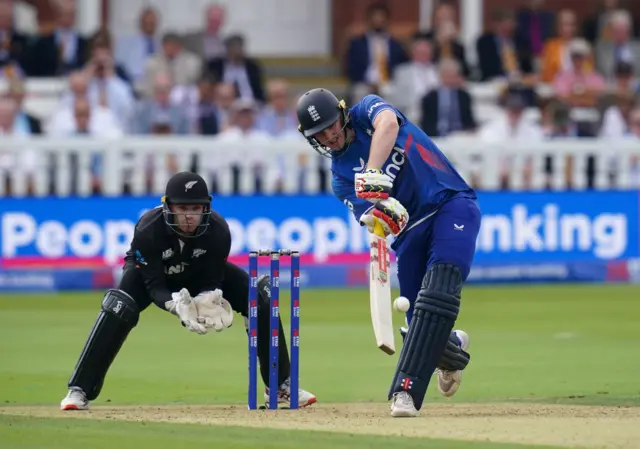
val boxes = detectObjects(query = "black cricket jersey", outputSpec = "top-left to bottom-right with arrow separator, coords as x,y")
123,206 -> 232,309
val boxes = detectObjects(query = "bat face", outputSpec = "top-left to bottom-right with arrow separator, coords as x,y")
369,224 -> 395,355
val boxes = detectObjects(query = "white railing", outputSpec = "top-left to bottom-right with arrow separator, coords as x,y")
0,136 -> 638,197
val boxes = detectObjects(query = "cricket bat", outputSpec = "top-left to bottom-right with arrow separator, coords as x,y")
369,220 -> 395,355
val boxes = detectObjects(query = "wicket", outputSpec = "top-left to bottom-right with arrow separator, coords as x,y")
248,249 -> 300,410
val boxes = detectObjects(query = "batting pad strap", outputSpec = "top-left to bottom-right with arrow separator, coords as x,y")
102,289 -> 140,326
437,332 -> 470,371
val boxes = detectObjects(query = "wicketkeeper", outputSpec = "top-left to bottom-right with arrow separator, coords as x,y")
60,171 -> 316,410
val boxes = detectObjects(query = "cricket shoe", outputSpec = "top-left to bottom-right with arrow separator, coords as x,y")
60,387 -> 89,411
264,377 -> 317,408
435,329 -> 470,398
390,391 -> 418,417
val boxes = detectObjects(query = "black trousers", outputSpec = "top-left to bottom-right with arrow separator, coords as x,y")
119,261 -> 291,388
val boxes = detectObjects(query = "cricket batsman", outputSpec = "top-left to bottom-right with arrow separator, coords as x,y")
296,89 -> 480,417
60,171 -> 316,411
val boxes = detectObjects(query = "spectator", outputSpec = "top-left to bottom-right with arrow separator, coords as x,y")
6,78 -> 41,135
215,98 -> 272,193
553,39 -> 605,108
420,59 -> 476,137
390,35 -> 439,123
213,82 -> 237,130
415,2 -> 470,77
610,61 -> 639,96
133,71 -> 189,135
516,0 -> 555,59
28,0 -> 88,76
476,8 -> 534,83
596,10 -> 640,80
256,79 -> 300,138
479,90 -> 544,189
84,35 -> 135,126
192,74 -> 221,135
627,107 -> 640,186
344,3 -> 408,97
599,93 -> 637,138
207,34 -> 265,103
0,1 -> 27,76
48,71 -> 122,136
144,33 -> 202,96
182,4 -> 226,62
115,7 -> 160,83
540,10 -> 589,83
582,0 -> 639,44
0,97 -> 36,194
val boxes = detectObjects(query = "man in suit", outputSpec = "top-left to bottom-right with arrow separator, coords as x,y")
420,59 -> 476,137
389,35 -> 439,123
596,10 -> 640,80
476,8 -> 534,82
207,34 -> 265,103
344,3 -> 408,94
516,0 -> 555,58
115,7 -> 160,83
181,4 -> 226,63
27,0 -> 88,77
144,33 -> 202,98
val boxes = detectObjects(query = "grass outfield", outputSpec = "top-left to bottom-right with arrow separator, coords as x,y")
0,284 -> 639,448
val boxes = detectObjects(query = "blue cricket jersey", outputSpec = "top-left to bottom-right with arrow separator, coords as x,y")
331,94 -> 476,247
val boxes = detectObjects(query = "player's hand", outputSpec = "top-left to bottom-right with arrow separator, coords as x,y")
359,197 -> 409,236
193,289 -> 234,332
355,169 -> 393,202
166,288 -> 208,335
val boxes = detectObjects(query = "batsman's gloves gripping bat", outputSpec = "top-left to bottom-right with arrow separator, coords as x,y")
355,169 -> 393,202
193,289 -> 234,332
360,197 -> 409,237
164,288 -> 208,335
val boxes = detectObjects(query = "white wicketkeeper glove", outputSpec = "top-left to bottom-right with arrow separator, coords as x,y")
359,197 -> 409,237
193,289 -> 234,332
164,288 -> 208,335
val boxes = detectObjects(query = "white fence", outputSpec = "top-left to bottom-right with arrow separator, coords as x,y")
0,136 -> 638,197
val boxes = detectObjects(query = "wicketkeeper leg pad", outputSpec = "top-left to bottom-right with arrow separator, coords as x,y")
388,264 -> 462,409
67,289 -> 139,400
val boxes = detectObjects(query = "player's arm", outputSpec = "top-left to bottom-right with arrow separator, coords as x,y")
368,109 -> 400,171
131,233 -> 207,333
193,227 -> 232,294
354,95 -> 402,201
129,233 -> 174,311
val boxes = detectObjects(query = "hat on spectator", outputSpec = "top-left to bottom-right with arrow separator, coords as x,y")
567,38 -> 590,56
503,92 -> 526,110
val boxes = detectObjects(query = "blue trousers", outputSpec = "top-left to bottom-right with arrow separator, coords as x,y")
395,196 -> 481,324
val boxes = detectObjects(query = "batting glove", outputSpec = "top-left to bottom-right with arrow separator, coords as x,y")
360,197 -> 409,237
193,289 -> 234,332
164,288 -> 208,335
355,169 -> 393,202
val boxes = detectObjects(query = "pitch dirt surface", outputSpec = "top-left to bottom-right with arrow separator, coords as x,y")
2,403 -> 639,448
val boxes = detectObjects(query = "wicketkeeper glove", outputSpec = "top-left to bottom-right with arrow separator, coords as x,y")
360,197 -> 409,237
355,169 -> 393,202
193,289 -> 234,332
164,288 -> 208,335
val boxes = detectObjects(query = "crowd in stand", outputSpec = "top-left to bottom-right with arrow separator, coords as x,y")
0,0 -> 638,194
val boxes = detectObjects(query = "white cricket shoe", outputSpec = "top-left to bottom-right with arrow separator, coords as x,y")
390,391 -> 418,417
436,329 -> 470,397
264,377 -> 317,408
60,387 -> 89,411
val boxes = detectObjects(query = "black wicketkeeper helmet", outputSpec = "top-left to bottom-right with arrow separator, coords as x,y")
161,171 -> 212,238
296,88 -> 351,158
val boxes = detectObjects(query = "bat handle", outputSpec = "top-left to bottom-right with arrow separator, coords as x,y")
373,220 -> 385,237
